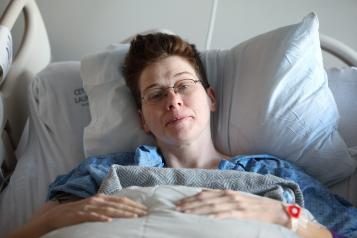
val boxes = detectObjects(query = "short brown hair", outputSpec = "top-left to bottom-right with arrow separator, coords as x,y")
122,33 -> 209,108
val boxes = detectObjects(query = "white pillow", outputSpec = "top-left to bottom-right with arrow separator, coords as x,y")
80,13 -> 356,185
326,67 -> 357,149
80,44 -> 155,155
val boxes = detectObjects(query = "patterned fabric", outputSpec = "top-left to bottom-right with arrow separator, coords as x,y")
98,165 -> 303,206
48,146 -> 165,199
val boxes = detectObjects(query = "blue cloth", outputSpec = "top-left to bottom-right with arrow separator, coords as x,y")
48,145 -> 357,237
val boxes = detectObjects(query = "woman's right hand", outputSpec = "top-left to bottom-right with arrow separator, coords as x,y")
40,193 -> 148,230
7,194 -> 148,238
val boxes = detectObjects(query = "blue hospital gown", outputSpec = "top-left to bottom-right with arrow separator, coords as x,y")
48,145 -> 357,237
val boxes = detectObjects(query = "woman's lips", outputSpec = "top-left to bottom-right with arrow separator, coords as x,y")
165,116 -> 191,126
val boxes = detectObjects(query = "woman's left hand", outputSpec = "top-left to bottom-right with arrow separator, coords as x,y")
175,189 -> 290,227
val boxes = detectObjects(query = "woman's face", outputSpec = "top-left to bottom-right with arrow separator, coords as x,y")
138,55 -> 216,146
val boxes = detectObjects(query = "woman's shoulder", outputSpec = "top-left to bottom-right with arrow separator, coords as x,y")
222,153 -> 308,178
84,151 -> 136,166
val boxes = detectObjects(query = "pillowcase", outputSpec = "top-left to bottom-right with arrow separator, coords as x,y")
206,13 -> 356,185
80,13 -> 356,185
80,44 -> 155,155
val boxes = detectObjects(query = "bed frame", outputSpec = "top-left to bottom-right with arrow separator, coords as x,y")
0,0 -> 50,178
0,0 -> 357,178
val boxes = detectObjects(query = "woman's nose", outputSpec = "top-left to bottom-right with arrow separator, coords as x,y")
165,89 -> 183,110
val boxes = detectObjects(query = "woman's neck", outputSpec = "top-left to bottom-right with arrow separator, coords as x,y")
158,138 -> 229,169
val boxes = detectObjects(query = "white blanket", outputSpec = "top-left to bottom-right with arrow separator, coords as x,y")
42,185 -> 299,238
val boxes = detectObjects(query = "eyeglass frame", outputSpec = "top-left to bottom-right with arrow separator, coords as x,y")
140,78 -> 203,105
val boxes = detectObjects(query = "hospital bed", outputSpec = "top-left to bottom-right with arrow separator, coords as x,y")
0,0 -> 357,237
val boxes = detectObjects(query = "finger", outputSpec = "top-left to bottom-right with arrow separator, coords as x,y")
176,190 -> 257,215
93,199 -> 148,215
209,199 -> 287,222
177,189 -> 240,208
176,189 -> 224,205
76,211 -> 113,222
177,193 -> 229,211
83,194 -> 148,214
179,200 -> 242,215
97,194 -> 148,211
70,195 -> 148,219
105,203 -> 148,216
83,203 -> 148,218
93,206 -> 143,218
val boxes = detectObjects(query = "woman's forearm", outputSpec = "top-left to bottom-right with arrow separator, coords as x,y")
283,204 -> 333,238
5,201 -> 59,238
296,221 -> 333,238
6,217 -> 51,238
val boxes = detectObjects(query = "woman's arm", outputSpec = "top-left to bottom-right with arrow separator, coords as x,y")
6,201 -> 60,238
296,220 -> 332,238
175,189 -> 333,238
6,194 -> 148,238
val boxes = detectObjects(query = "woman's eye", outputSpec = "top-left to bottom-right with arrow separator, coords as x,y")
177,84 -> 190,92
148,90 -> 165,100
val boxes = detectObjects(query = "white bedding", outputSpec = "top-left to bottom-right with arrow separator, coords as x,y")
1,60 -> 357,238
41,185 -> 299,238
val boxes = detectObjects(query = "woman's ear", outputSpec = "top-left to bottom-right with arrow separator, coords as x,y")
207,88 -> 217,112
138,109 -> 151,133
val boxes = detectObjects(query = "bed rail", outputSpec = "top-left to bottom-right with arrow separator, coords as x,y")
0,0 -> 50,178
320,34 -> 357,66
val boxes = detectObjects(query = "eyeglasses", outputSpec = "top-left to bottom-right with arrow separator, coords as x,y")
141,79 -> 203,104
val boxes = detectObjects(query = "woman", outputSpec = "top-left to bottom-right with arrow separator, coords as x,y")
7,33 -> 346,238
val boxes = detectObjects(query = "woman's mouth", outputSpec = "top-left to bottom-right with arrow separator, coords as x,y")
165,116 -> 191,126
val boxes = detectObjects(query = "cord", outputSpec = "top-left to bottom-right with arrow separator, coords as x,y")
206,0 -> 218,50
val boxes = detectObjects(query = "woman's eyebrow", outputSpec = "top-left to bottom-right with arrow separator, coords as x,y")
173,71 -> 195,77
142,71 -> 195,91
143,83 -> 161,91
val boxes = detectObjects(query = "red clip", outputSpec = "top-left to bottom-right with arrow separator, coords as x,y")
286,204 -> 301,219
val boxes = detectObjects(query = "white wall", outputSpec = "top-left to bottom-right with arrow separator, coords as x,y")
34,0 -> 213,60
212,0 -> 357,67
1,0 -> 357,66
